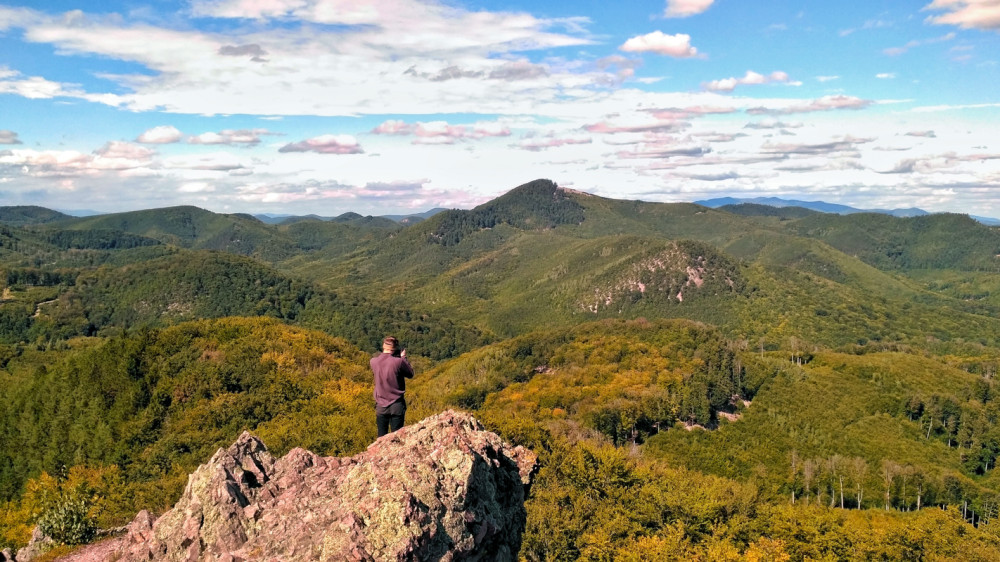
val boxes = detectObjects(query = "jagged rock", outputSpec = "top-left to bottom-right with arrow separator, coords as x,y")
1,547 -> 14,561
58,410 -> 536,561
16,526 -> 54,562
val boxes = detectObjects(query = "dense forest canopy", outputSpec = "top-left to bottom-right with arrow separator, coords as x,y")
3,180 -> 1000,559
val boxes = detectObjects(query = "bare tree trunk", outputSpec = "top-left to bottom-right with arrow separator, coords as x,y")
840,475 -> 845,509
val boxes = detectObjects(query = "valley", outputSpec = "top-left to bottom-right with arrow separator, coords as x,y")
2,179 -> 1000,559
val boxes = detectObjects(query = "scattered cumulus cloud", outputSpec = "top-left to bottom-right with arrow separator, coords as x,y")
762,136 -> 874,156
876,73 -> 897,79
370,120 -> 512,142
584,120 -> 687,134
514,135 -> 592,152
664,0 -> 715,18
0,2 -> 595,117
278,135 -> 364,154
643,106 -> 738,120
744,120 -> 802,129
189,129 -> 276,146
136,125 -> 182,144
618,144 -> 711,159
747,95 -> 873,115
1,2 -> 999,216
704,70 -> 793,92
924,0 -> 1000,31
620,31 -> 700,58
94,141 -> 155,161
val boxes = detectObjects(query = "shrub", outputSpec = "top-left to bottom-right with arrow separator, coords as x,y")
36,499 -> 96,546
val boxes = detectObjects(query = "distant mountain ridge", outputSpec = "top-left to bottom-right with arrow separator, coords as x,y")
254,208 -> 447,225
14,195 -> 995,227
697,196 -> 1000,224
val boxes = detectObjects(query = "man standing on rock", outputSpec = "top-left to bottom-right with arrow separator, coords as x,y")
371,336 -> 415,437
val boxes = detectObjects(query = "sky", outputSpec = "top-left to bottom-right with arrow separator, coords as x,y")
1,0 -> 999,217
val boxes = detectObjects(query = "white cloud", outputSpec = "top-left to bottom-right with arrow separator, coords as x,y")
876,73 -> 897,79
747,95 -> 873,115
189,129 -> 275,146
1,3 -> 597,117
704,70 -> 792,92
816,75 -> 840,82
620,32 -> 700,58
924,0 -> 1000,31
0,72 -> 72,99
279,134 -> 363,154
664,0 -> 715,18
514,135 -> 592,151
370,119 -> 511,142
94,141 -> 156,161
137,125 -> 183,144
178,181 -> 216,193
0,149 -> 92,174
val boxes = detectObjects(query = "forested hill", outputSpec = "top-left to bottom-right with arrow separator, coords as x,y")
50,205 -> 303,261
785,211 -> 1000,271
0,206 -> 72,227
4,181 -> 1000,558
0,247 -> 489,360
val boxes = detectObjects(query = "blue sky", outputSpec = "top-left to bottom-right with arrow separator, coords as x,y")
1,0 -> 999,216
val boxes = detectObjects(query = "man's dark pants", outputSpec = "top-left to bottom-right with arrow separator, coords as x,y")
376,399 -> 406,437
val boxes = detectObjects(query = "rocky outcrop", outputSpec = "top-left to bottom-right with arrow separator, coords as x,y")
15,528 -> 53,562
52,410 -> 536,562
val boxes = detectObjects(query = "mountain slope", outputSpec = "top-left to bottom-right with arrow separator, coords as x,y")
0,206 -> 73,227
53,206 -> 300,261
783,212 -> 1000,271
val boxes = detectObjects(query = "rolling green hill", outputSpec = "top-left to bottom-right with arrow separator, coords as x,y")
53,206 -> 300,261
278,181 -> 1000,351
402,319 -> 1000,559
5,180 -> 1000,559
1,248 -> 489,359
717,202 -> 819,220
0,206 -> 72,227
784,211 -> 1000,272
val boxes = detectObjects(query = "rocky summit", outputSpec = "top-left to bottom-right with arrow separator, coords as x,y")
47,410 -> 537,562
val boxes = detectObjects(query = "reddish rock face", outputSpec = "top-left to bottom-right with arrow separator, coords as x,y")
56,410 -> 536,562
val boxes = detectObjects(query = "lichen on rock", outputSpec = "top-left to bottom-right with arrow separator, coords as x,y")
50,410 -> 536,562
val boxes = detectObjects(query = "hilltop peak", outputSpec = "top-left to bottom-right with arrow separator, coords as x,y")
426,179 -> 585,246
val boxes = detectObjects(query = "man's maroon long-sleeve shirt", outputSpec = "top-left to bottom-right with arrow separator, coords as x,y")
371,352 -> 414,408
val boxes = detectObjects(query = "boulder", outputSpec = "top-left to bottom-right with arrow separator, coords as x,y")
15,527 -> 53,562
56,410 -> 536,561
